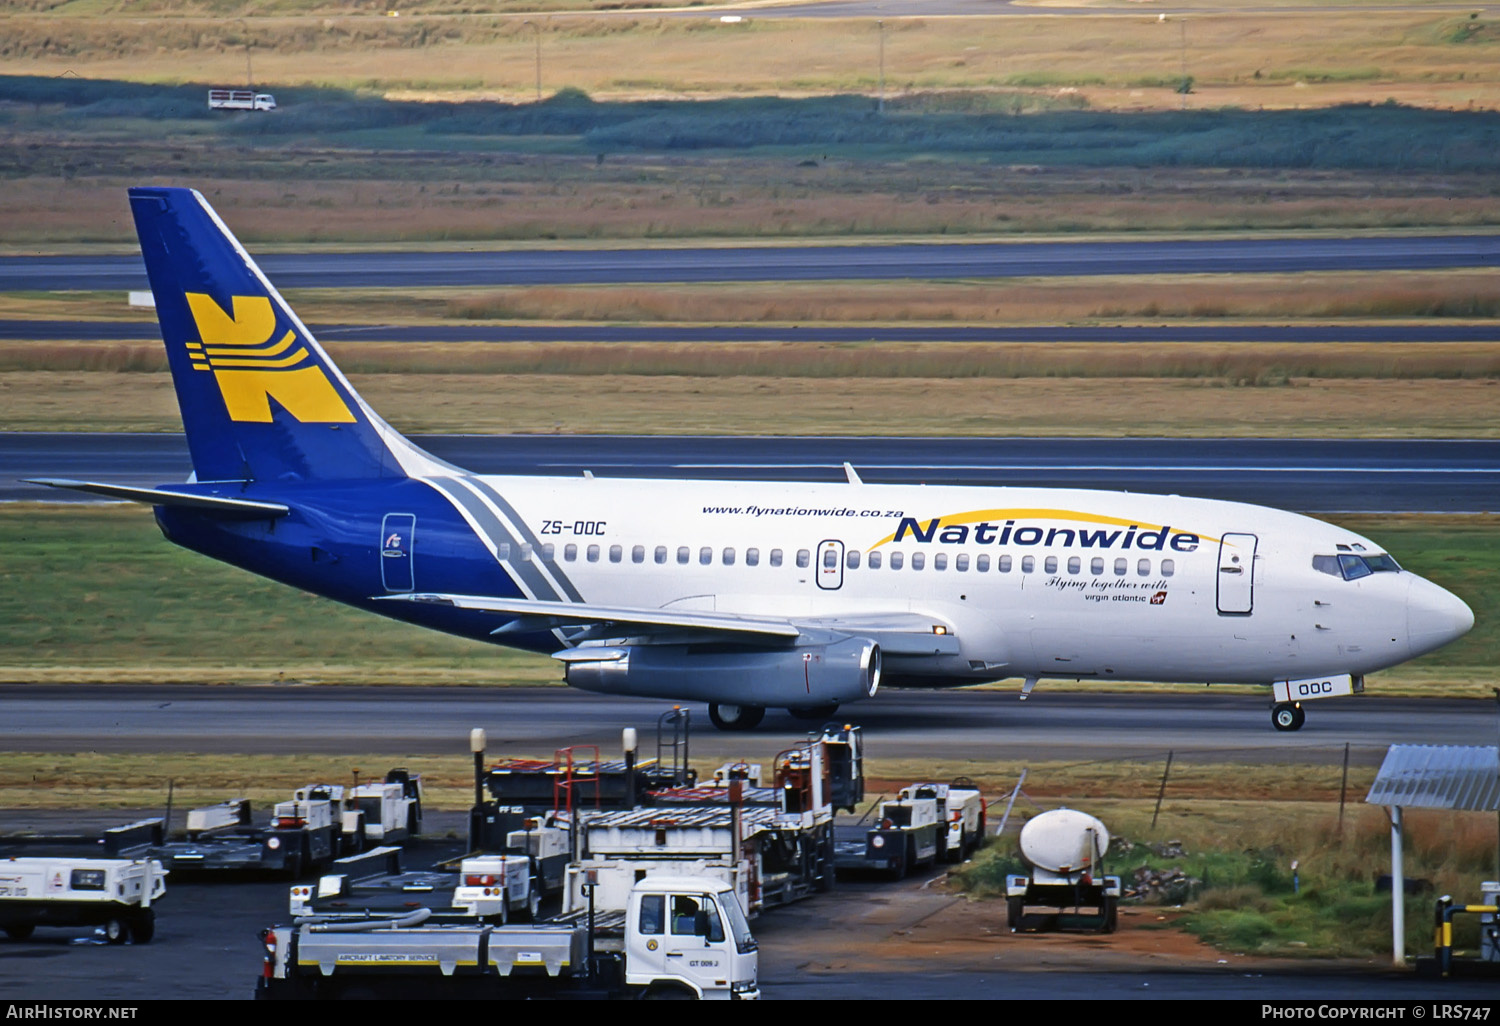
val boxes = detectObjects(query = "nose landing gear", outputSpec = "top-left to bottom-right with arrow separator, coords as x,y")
1271,702 -> 1306,732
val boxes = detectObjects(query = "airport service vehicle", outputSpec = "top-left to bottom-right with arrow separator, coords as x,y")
30,187 -> 1474,734
0,856 -> 165,944
346,769 -> 424,846
153,787 -> 339,877
1006,808 -> 1120,933
258,875 -> 759,1000
291,846 -> 544,925
835,791 -> 939,880
562,732 -> 847,923
902,779 -> 985,863
207,89 -> 276,111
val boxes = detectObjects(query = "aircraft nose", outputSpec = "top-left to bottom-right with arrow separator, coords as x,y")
1407,575 -> 1474,658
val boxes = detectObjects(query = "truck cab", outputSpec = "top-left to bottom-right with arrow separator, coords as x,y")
623,875 -> 759,1000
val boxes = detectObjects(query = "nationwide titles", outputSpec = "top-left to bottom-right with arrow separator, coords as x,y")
886,514 -> 1203,553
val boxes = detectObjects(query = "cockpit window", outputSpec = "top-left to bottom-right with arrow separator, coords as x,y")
1314,553 -> 1400,580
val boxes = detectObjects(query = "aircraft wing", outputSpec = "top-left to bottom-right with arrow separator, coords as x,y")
24,478 -> 290,518
378,594 -> 961,655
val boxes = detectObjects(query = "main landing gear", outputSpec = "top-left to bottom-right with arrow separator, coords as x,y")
1271,702 -> 1306,732
708,703 -> 766,731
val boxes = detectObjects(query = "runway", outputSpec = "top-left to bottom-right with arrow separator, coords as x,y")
5,234 -> 1499,291
0,684 -> 1488,765
3,433 -> 1496,512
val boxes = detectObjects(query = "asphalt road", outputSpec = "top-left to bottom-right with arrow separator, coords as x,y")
0,684 -> 1490,765
4,433 -> 1496,512
5,235 -> 1499,291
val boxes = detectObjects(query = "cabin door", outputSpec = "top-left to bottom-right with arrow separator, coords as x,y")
1216,532 -> 1257,615
816,539 -> 845,590
380,513 -> 416,593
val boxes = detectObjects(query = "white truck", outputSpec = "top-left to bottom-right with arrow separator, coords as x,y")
258,875 -> 759,1001
345,770 -> 422,846
208,88 -> 276,111
0,856 -> 165,944
1006,807 -> 1121,933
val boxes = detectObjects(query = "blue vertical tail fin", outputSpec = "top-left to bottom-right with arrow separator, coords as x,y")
129,186 -> 446,484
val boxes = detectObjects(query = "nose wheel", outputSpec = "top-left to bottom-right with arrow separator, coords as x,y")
1271,702 -> 1305,732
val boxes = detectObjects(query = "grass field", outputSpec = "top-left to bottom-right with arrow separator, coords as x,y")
0,505 -> 1491,688
4,369 -> 1498,437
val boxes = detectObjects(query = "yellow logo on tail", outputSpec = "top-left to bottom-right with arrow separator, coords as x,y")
184,293 -> 355,423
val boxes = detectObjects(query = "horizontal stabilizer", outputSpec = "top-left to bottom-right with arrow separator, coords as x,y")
25,478 -> 289,518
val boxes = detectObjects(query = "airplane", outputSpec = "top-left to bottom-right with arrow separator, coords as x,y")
30,187 -> 1475,733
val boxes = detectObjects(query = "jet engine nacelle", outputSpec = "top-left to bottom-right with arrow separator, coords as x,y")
561,637 -> 881,707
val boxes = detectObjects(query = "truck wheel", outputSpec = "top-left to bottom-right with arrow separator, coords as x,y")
4,924 -> 35,941
526,886 -> 541,922
129,909 -> 156,944
889,855 -> 906,881
102,917 -> 128,945
708,703 -> 765,731
1102,897 -> 1118,934
1007,897 -> 1024,932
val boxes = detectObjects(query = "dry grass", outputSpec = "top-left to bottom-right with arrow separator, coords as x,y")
5,339 -> 1500,383
4,369 -> 1498,436
3,9 -> 1498,111
5,164 -> 1499,246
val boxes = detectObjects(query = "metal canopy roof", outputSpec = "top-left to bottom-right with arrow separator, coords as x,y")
1365,745 -> 1500,812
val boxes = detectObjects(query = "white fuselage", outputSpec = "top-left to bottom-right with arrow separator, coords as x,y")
428,474 -> 1471,688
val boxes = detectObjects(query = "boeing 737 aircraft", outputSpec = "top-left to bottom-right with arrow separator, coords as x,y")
32,188 -> 1475,732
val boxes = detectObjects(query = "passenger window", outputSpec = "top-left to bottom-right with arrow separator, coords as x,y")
770,549 -> 783,567
1091,557 -> 1104,575
912,552 -> 926,571
587,544 -> 600,563
496,542 -> 511,560
1067,556 -> 1081,574
955,553 -> 969,572
1137,558 -> 1150,576
654,545 -> 667,565
975,554 -> 989,572
700,546 -> 713,566
846,549 -> 861,570
796,549 -> 811,569
609,544 -> 622,563
1044,556 -> 1057,574
1161,559 -> 1174,577
564,543 -> 578,562
632,544 -> 645,564
998,555 -> 1012,573
933,553 -> 947,571
823,548 -> 839,569
677,546 -> 690,565
1020,555 -> 1034,573
519,542 -> 533,563
868,551 -> 882,570
890,552 -> 904,570
723,547 -> 735,566
746,547 -> 759,567
541,543 -> 555,561
1114,557 -> 1127,576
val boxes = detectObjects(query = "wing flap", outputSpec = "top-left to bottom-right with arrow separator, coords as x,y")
379,594 -> 803,640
